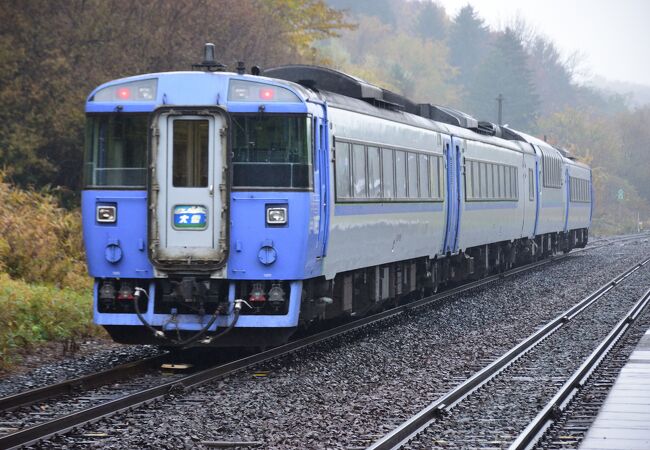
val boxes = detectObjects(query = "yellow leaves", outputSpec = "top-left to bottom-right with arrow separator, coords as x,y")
536,108 -> 622,170
0,174 -> 88,288
262,0 -> 355,58
537,107 -> 650,235
323,14 -> 460,106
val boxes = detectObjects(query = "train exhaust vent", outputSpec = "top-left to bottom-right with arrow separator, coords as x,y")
416,103 -> 478,129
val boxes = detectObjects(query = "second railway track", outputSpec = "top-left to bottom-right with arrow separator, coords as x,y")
368,252 -> 650,449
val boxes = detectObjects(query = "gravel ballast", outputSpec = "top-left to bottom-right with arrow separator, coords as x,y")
12,237 -> 650,449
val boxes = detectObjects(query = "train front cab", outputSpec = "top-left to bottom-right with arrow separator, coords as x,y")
83,72 -> 327,346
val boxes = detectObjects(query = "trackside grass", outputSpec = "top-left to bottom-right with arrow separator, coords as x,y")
0,275 -> 95,370
0,177 -> 98,370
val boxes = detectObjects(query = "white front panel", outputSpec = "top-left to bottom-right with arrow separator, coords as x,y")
151,110 -> 228,265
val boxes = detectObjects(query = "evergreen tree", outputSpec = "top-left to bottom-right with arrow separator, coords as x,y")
415,1 -> 447,41
325,0 -> 396,26
447,5 -> 490,89
466,28 -> 540,130
528,37 -> 576,116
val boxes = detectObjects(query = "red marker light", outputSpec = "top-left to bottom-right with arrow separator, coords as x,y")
259,87 -> 275,100
116,87 -> 131,100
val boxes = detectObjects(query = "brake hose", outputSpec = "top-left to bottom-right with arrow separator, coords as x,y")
133,288 -> 245,347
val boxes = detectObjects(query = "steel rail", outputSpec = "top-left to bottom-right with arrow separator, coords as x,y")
0,233 -> 642,449
508,286 -> 650,450
367,255 -> 650,450
0,354 -> 167,413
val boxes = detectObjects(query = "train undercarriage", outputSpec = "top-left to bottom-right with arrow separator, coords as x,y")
299,229 -> 589,325
102,229 -> 587,347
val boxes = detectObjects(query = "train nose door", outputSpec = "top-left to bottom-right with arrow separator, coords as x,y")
149,108 -> 229,269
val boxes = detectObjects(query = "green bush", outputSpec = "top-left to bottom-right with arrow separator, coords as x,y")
0,274 -> 96,370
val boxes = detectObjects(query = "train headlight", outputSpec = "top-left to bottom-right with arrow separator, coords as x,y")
97,205 -> 117,223
92,79 -> 158,102
228,79 -> 301,103
266,205 -> 288,226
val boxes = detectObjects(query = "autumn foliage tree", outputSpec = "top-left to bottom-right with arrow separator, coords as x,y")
0,0 -> 350,194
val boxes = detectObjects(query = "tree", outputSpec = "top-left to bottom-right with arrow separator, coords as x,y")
262,0 -> 354,62
447,5 -> 490,90
325,0 -> 396,26
414,1 -> 448,41
617,106 -> 650,202
0,0 -> 350,193
526,38 -> 576,116
328,15 -> 459,105
537,107 -> 650,234
466,27 -> 539,129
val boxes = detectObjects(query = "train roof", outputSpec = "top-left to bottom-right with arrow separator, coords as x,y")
265,65 -> 529,153
264,66 -> 525,137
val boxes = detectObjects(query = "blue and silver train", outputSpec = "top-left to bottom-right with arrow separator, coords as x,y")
83,46 -> 592,347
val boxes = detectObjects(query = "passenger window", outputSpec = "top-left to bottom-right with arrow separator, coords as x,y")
382,148 -> 395,199
173,119 -> 209,187
472,161 -> 479,199
335,142 -> 351,199
395,151 -> 407,198
367,146 -> 381,199
419,154 -> 429,198
352,144 -> 366,198
465,160 -> 473,200
431,156 -> 441,199
407,153 -> 418,198
529,168 -> 534,201
480,163 -> 488,199
486,163 -> 494,199
499,165 -> 506,199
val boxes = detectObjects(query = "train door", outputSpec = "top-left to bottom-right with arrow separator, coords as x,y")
521,153 -> 537,238
443,136 -> 461,254
149,107 -> 229,268
589,169 -> 594,226
532,145 -> 541,237
563,165 -> 570,233
315,115 -> 330,258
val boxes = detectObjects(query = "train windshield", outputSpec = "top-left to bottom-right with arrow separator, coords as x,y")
84,114 -> 147,188
231,114 -> 312,189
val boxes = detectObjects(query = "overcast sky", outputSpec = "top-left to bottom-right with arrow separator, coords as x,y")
434,0 -> 650,86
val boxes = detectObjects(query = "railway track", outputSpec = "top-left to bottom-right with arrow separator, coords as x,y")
0,233 -> 643,449
367,253 -> 650,450
0,354 -> 167,413
533,305 -> 650,449
509,287 -> 650,450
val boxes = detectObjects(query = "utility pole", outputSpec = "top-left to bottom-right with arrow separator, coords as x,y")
496,93 -> 504,125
